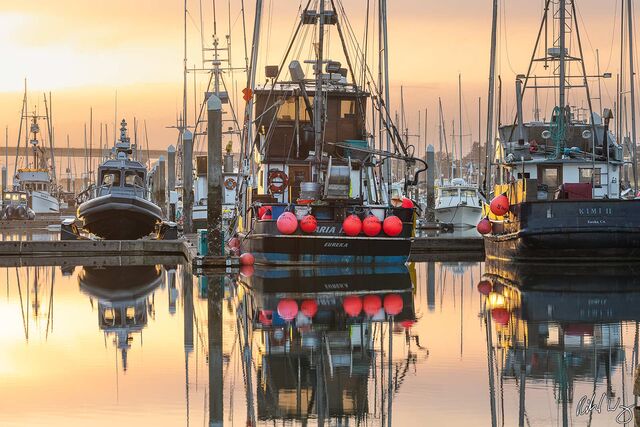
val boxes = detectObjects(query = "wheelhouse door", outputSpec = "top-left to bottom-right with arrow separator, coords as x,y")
288,165 -> 311,202
537,164 -> 563,199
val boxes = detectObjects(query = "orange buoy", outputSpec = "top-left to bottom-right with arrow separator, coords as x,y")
477,280 -> 492,295
300,299 -> 318,318
383,294 -> 403,316
490,194 -> 510,216
300,215 -> 317,233
239,252 -> 255,266
363,294 -> 382,317
276,212 -> 298,234
277,299 -> 298,321
476,218 -> 492,235
491,308 -> 510,325
343,214 -> 362,236
343,295 -> 363,317
382,215 -> 403,236
362,215 -> 382,237
401,197 -> 414,208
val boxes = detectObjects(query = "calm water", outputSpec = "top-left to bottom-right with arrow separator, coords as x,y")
0,261 -> 639,426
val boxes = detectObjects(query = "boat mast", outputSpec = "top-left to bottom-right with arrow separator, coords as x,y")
381,0 -> 392,201
438,98 -> 443,184
244,0 -> 263,190
458,74 -> 463,179
313,0 -> 326,182
558,0 -> 566,111
627,0 -> 638,191
484,0 -> 498,193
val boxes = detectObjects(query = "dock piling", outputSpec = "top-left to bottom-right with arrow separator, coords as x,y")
207,95 -> 223,256
183,130 -> 194,233
426,144 -> 435,222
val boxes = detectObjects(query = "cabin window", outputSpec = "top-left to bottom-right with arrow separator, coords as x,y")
101,171 -> 120,187
579,168 -> 601,187
441,189 -> 458,197
340,100 -> 356,118
125,171 -> 145,187
276,96 -> 312,121
517,172 -> 530,179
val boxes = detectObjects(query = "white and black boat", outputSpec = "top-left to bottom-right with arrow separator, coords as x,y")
480,0 -> 640,262
238,2 -> 422,265
434,178 -> 482,228
77,119 -> 163,240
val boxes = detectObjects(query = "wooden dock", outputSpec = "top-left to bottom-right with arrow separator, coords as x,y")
409,235 -> 485,262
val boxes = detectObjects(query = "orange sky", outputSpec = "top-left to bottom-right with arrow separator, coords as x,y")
0,0 -> 626,164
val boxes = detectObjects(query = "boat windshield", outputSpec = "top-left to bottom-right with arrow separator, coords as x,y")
124,171 -> 145,188
101,170 -> 121,187
441,189 -> 459,198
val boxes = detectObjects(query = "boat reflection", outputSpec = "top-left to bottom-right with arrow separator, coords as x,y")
79,265 -> 164,371
203,264 -> 425,426
478,265 -> 640,426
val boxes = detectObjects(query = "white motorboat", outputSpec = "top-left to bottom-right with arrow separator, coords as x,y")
434,178 -> 482,228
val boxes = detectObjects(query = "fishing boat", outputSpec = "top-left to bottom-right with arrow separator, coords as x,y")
2,190 -> 35,220
435,178 -> 482,228
77,119 -> 163,240
238,2 -> 422,265
480,0 -> 640,262
14,110 -> 60,214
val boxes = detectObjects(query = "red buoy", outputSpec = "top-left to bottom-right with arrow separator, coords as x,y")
491,308 -> 510,326
490,194 -> 510,216
300,299 -> 318,318
258,205 -> 271,219
343,295 -> 363,317
477,280 -> 492,296
363,294 -> 382,317
401,320 -> 415,329
276,212 -> 298,234
383,294 -> 403,316
239,252 -> 255,266
228,237 -> 240,249
343,214 -> 362,236
476,218 -> 492,235
277,299 -> 299,321
401,197 -> 414,208
239,265 -> 254,278
383,216 -> 403,236
362,215 -> 382,237
300,215 -> 317,233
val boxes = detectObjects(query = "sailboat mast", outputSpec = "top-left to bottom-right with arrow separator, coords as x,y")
484,0 -> 498,193
458,74 -> 463,179
558,0 -> 566,110
627,0 -> 638,191
381,0 -> 392,200
313,0 -> 326,181
438,98 -> 443,184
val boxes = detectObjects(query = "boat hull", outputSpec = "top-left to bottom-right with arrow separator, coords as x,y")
241,216 -> 413,266
31,190 -> 59,214
77,194 -> 163,240
484,199 -> 640,262
434,205 -> 482,228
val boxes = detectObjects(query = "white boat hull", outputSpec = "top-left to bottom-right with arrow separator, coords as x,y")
31,191 -> 59,214
434,205 -> 482,228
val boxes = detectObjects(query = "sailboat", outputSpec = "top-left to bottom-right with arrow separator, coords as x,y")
12,87 -> 61,215
480,0 -> 640,262
237,1 -> 423,265
434,76 -> 482,228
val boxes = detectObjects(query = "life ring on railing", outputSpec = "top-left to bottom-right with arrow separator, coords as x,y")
268,170 -> 289,194
224,177 -> 237,191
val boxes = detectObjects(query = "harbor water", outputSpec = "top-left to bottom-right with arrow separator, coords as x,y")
0,261 -> 638,426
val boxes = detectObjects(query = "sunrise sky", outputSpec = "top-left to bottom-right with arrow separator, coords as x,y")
0,0 -> 627,165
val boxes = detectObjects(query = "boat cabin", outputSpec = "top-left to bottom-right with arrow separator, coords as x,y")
97,159 -> 148,198
15,169 -> 52,193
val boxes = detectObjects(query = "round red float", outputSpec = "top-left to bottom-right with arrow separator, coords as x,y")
383,215 -> 403,236
476,218 -> 492,235
491,308 -> 510,325
300,215 -> 317,233
477,280 -> 492,296
276,212 -> 298,235
383,294 -> 403,316
277,299 -> 299,321
239,252 -> 255,266
490,194 -> 510,216
300,299 -> 318,318
363,294 -> 382,317
343,214 -> 362,236
401,197 -> 414,208
401,320 -> 415,329
239,265 -> 254,278
343,295 -> 363,317
362,215 -> 382,237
